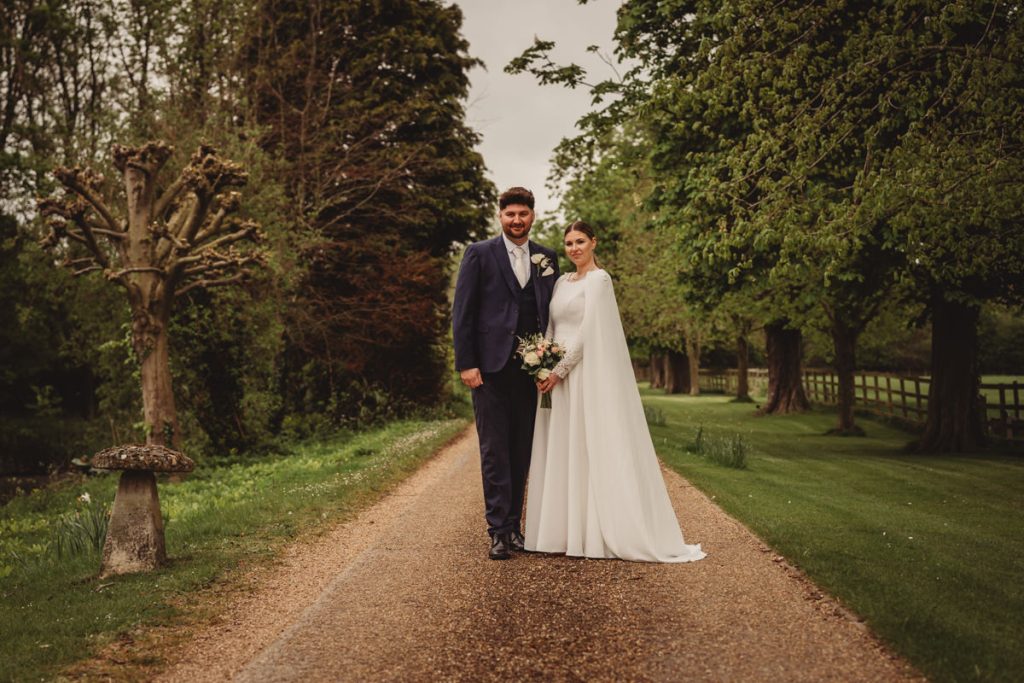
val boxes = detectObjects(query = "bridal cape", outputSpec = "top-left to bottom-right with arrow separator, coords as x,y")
524,270 -> 705,563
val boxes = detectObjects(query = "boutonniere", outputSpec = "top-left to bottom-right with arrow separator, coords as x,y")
530,253 -> 555,277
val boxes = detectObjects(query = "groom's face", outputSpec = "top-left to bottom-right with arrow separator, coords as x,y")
500,203 -> 534,244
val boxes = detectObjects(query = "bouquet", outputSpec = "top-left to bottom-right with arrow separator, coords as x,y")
516,333 -> 565,409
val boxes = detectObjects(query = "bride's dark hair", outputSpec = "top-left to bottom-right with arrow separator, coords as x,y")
564,220 -> 596,240
564,220 -> 601,268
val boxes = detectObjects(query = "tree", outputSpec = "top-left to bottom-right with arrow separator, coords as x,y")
754,1 -> 1024,449
244,0 -> 494,417
39,142 -> 266,447
515,1 -> 1024,448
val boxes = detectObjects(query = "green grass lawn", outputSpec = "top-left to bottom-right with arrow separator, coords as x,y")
642,388 -> 1024,683
0,417 -> 468,681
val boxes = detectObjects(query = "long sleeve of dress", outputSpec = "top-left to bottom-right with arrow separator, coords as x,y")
552,342 -> 582,379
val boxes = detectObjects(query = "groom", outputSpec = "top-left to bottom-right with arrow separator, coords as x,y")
452,187 -> 559,560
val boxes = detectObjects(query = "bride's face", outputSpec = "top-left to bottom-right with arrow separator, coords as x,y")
564,230 -> 597,269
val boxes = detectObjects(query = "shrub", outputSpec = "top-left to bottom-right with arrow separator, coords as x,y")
644,405 -> 667,427
687,425 -> 749,469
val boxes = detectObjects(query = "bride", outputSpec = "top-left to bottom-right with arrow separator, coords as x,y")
524,221 -> 705,563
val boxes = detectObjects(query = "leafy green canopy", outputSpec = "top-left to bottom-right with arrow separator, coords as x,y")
514,0 -> 1024,345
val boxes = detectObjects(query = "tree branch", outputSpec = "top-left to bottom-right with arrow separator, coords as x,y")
153,175 -> 188,218
68,214 -> 111,268
54,168 -> 122,233
72,264 -> 104,276
192,201 -> 236,245
191,222 -> 256,254
175,272 -> 246,297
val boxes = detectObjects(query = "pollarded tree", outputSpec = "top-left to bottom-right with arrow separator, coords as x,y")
39,142 -> 265,447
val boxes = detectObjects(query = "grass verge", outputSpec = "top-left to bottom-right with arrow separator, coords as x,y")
0,417 -> 468,681
642,388 -> 1024,683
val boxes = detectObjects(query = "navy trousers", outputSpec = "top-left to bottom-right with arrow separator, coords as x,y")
472,357 -> 538,536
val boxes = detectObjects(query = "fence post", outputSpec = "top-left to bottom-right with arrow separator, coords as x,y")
899,376 -> 908,419
885,375 -> 893,416
914,378 -> 923,418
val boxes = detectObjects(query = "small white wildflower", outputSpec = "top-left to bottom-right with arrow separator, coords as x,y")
78,492 -> 91,504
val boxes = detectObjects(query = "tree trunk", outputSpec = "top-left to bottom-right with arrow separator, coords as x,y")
133,305 -> 179,448
912,295 -> 985,452
663,349 -> 690,394
828,316 -> 864,436
649,350 -> 665,389
685,334 -> 700,396
735,334 -> 751,402
759,320 -> 810,415
120,145 -> 180,449
631,358 -> 650,383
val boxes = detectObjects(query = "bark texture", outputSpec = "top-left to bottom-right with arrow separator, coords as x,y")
828,317 -> 864,436
649,351 -> 665,389
759,321 -> 809,415
663,350 -> 690,394
685,334 -> 700,397
913,295 -> 985,452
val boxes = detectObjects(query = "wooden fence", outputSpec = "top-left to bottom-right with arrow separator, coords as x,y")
698,369 -> 769,397
697,368 -> 1024,442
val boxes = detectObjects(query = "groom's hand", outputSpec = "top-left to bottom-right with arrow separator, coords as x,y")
460,368 -> 483,389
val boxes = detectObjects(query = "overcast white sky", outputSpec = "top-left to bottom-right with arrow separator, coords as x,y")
454,1 -> 624,225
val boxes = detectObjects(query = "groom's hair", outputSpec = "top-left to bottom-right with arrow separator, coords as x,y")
499,187 -> 535,210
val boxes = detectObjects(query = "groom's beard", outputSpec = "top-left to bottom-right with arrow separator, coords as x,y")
504,224 -> 530,240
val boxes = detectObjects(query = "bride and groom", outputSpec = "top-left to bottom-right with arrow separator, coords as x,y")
452,187 -> 705,563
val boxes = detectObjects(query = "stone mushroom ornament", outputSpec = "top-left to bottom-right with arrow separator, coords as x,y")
91,444 -> 194,577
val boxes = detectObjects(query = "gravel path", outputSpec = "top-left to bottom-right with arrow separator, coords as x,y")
159,427 -> 921,682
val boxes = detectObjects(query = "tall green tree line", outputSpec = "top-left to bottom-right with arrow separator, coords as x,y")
511,0 -> 1024,452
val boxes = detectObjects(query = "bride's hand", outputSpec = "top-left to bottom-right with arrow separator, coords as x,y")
537,374 -> 562,394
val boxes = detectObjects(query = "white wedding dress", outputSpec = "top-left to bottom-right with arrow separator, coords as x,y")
524,270 -> 705,563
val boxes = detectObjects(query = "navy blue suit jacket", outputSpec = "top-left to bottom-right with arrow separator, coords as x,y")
452,235 -> 560,374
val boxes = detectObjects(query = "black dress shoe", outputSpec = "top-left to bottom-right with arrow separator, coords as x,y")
509,530 -> 526,552
489,533 -> 511,560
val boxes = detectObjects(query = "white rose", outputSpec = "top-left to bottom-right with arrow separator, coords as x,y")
537,368 -> 551,380
524,351 -> 540,366
530,253 -> 546,264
